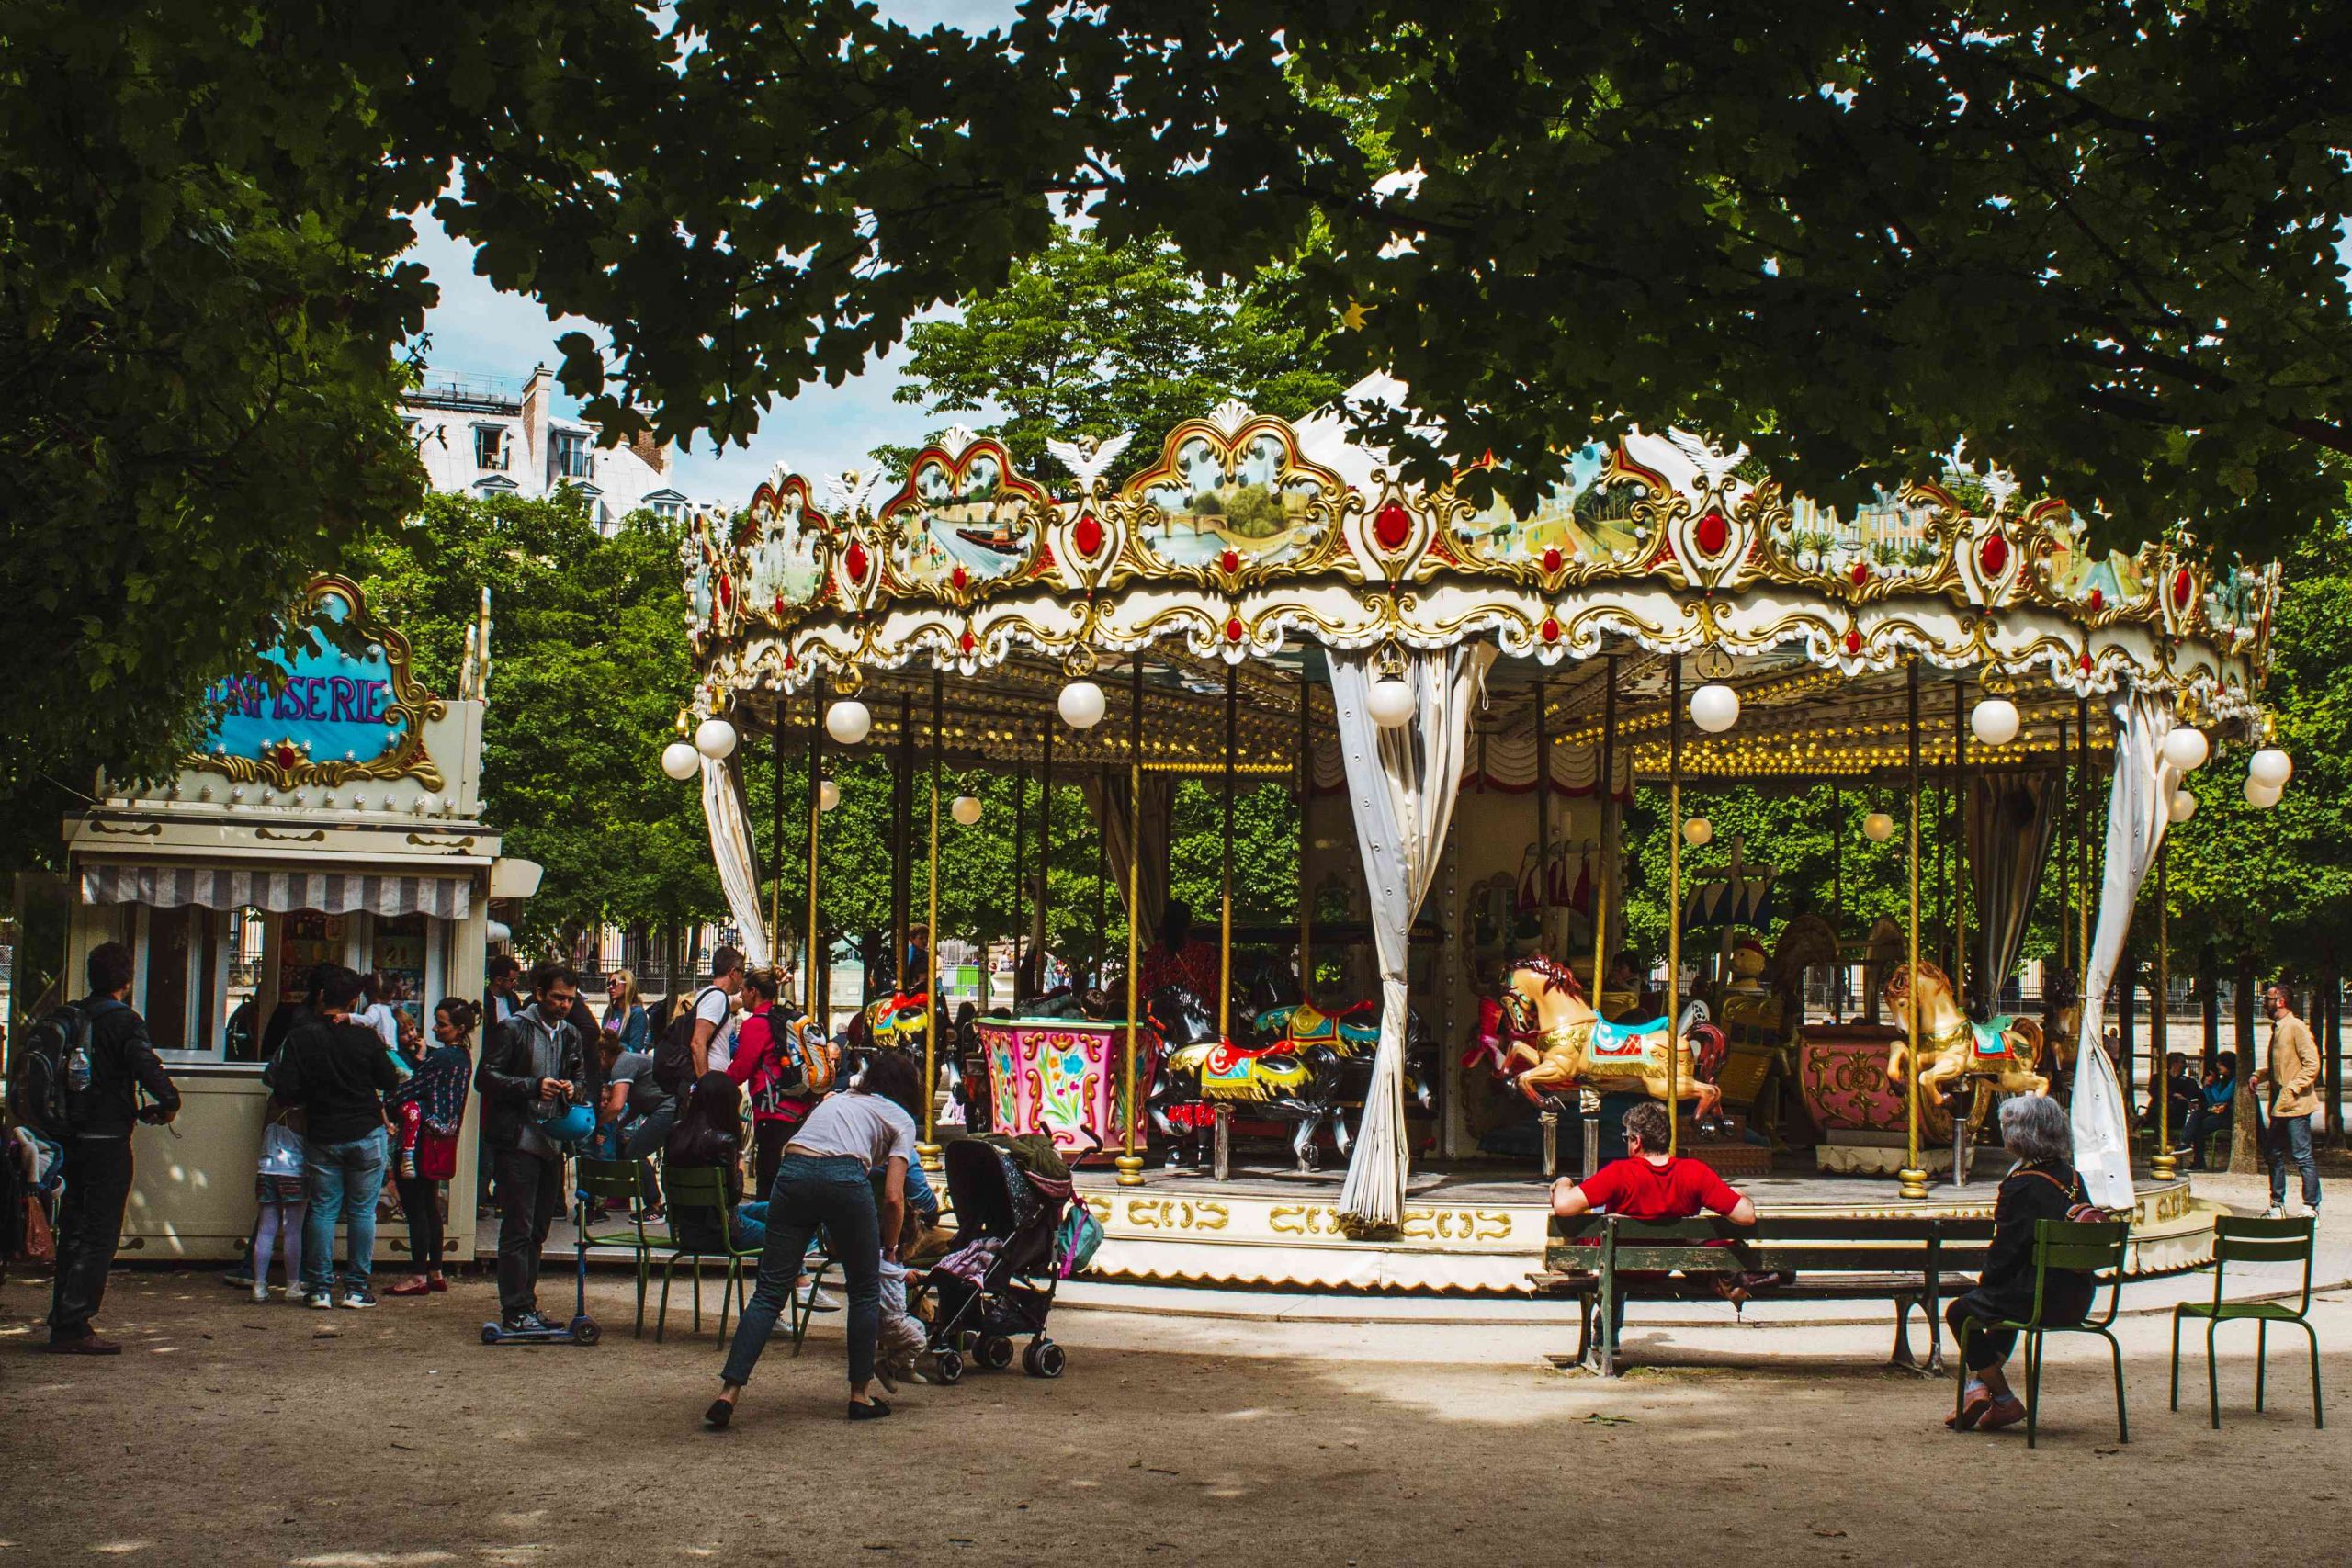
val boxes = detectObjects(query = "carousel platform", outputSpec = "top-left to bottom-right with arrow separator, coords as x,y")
1069,1156 -> 2215,1295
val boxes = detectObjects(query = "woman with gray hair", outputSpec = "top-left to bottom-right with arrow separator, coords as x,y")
1946,1094 -> 2097,1433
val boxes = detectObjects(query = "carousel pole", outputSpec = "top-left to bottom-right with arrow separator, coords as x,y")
1535,677 -> 1552,956
1117,658 -> 1148,1188
2077,695 -> 2092,990
1010,754 -> 1025,1009
919,670 -> 944,1175
1094,766 -> 1108,988
1899,660 -> 1929,1200
2057,717 -> 2071,982
1831,779 -> 1844,1022
1298,668 -> 1314,995
894,694 -> 915,987
1221,662 -> 1238,1048
770,709 -> 787,949
1668,657 -> 1682,1157
2152,839 -> 2177,1179
1589,655 -> 1616,1013
1038,720 -> 1054,993
1952,679 -> 1967,1021
806,691 -> 821,1021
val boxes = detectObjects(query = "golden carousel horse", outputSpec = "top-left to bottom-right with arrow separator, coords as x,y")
1486,954 -> 1726,1126
1881,960 -> 2049,1119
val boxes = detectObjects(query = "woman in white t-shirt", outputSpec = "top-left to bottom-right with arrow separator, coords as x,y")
705,1053 -> 921,1429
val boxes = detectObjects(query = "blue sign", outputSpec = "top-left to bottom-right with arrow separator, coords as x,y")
200,587 -> 409,769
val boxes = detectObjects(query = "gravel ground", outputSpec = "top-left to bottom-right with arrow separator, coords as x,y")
6,1229 -> 2348,1568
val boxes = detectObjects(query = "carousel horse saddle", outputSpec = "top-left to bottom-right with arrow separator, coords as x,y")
1256,1000 -> 1378,1055
1970,1018 -> 2020,1058
1172,1040 -> 1308,1101
1589,1015 -> 1671,1060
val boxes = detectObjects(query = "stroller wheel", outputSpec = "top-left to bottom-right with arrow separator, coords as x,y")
1023,1339 -> 1067,1379
978,1334 -> 1016,1371
933,1348 -> 965,1385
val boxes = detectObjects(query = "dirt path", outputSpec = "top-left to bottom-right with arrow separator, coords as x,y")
5,1263 -> 2345,1567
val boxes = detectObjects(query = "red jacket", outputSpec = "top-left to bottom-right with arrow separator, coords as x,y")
728,1006 -> 815,1126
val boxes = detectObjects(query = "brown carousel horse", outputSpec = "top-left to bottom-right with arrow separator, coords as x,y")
1476,954 -> 1727,1128
1881,959 -> 2049,1114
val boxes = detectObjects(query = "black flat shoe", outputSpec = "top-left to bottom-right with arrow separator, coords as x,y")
848,1398 -> 892,1422
703,1399 -> 734,1431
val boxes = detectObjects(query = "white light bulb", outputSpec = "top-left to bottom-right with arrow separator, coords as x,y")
819,779 -> 841,812
2161,726 -> 2210,773
1057,679 -> 1107,729
2167,789 -> 2197,824
1682,817 -> 1713,847
2249,748 -> 2292,790
2245,775 -> 2283,809
1367,677 -> 1415,728
1862,811 -> 1895,843
826,699 -> 873,746
661,740 -> 699,781
695,716 -> 738,760
1690,682 -> 1740,734
951,794 -> 983,827
1969,695 -> 2020,748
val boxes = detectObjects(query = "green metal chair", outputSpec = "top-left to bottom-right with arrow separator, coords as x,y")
1954,1217 -> 2130,1449
789,1237 -> 841,1354
574,1156 -> 657,1337
655,1165 -> 762,1346
2171,1213 -> 2322,1429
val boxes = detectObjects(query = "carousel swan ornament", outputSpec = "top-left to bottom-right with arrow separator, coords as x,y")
1478,954 -> 1728,1131
1880,959 -> 2050,1113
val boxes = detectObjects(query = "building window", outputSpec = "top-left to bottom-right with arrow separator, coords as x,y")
474,425 -> 509,470
552,430 -> 593,479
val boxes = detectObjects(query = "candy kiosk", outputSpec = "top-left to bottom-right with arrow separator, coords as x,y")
56,574 -> 521,1264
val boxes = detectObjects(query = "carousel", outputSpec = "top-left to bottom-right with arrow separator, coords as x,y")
671,384 -> 2288,1293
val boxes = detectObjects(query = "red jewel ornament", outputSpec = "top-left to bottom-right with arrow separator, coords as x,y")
1220,548 -> 1241,574
1542,547 -> 1562,573
273,744 -> 300,771
1850,559 -> 1871,586
958,630 -> 976,654
1843,630 -> 1862,656
1694,509 -> 1729,557
2172,567 -> 2192,610
1374,501 -> 1413,552
1978,532 -> 2009,579
1540,616 -> 1561,644
950,564 -> 968,592
844,541 -> 869,585
2078,652 -> 2094,673
1225,616 -> 1246,644
2086,587 -> 2104,613
772,594 -> 786,615
1072,513 -> 1104,558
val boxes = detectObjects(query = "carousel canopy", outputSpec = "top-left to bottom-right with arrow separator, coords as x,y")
682,389 -> 2278,785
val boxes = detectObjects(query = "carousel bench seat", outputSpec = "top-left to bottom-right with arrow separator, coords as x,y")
1532,1213 -> 1996,1378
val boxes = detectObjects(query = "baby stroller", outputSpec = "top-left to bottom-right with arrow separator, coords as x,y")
918,1138 -> 1076,1382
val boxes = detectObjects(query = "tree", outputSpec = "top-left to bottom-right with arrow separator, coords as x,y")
342,492 -> 720,943
885,231 -> 1345,483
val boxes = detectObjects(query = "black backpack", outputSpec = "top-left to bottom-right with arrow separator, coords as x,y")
6,1000 -> 115,1137
651,987 -> 718,1096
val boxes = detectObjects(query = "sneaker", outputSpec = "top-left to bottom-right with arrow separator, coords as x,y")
796,1283 -> 842,1314
281,1285 -> 307,1303
340,1291 -> 379,1310
2264,1204 -> 2287,1219
250,1281 -> 270,1304
308,1291 -> 335,1310
502,1311 -> 554,1334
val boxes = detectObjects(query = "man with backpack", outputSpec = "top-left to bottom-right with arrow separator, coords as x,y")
272,965 -> 404,1309
476,961 -> 588,1334
29,942 -> 181,1354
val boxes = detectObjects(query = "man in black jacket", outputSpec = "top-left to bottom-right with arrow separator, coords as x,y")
476,961 -> 586,1332
47,941 -> 182,1354
273,966 -> 402,1309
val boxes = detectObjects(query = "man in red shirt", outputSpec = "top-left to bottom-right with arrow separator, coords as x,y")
1550,1101 -> 1758,1340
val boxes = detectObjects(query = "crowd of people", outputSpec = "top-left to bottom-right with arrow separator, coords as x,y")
6,938 -> 2338,1438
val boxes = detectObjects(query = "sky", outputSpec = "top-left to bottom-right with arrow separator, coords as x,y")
413,0 -> 1019,508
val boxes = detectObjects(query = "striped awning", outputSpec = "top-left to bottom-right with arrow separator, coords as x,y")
80,863 -> 472,919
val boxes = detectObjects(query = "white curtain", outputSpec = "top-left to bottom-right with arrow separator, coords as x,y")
1330,642 -> 1498,1230
702,754 -> 774,967
2073,691 -> 2181,1210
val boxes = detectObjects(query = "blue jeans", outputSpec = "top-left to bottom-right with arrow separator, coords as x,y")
301,1134 -> 388,1293
2268,1112 -> 2321,1209
720,1156 -> 880,1391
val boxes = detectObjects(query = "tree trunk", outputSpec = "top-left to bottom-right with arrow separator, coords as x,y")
2199,944 -> 2220,1074
2229,950 -> 2263,1176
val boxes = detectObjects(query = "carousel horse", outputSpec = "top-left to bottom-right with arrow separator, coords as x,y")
1880,959 -> 2049,1116
1147,983 -> 1434,1172
1481,953 -> 1728,1130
